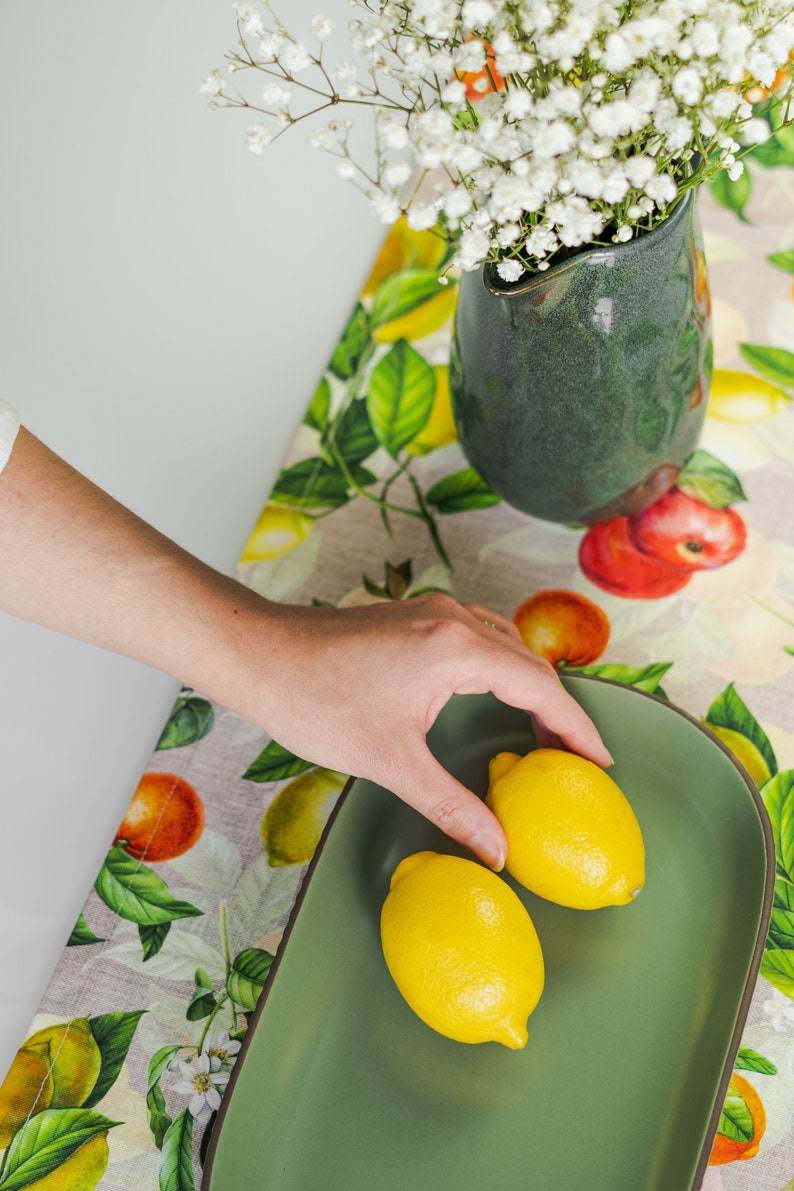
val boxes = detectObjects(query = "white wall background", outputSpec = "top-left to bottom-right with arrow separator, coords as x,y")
0,0 -> 383,1077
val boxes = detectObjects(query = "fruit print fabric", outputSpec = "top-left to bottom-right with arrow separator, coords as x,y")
3,174 -> 794,1188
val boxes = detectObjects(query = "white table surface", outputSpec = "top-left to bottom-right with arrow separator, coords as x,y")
0,0 -> 382,1080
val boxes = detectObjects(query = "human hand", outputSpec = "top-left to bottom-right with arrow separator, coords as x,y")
227,593 -> 613,871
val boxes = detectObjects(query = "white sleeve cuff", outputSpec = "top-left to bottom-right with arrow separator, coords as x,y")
0,400 -> 21,475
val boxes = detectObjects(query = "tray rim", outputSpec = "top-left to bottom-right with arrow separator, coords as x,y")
204,673 -> 776,1189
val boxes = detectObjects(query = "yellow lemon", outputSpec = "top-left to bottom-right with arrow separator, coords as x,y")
24,1131 -> 110,1191
380,851 -> 544,1048
707,369 -> 789,422
240,503 -> 314,563
0,1043 -> 54,1148
486,749 -> 645,910
262,768 -> 348,866
406,366 -> 458,454
373,286 -> 458,344
704,723 -> 772,789
21,1018 -> 102,1108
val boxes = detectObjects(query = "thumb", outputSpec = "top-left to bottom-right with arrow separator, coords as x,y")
392,749 -> 508,871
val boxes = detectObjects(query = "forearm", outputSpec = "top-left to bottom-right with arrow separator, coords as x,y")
0,427 -> 270,703
0,425 -> 611,870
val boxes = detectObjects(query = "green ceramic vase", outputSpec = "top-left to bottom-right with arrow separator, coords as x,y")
449,191 -> 711,525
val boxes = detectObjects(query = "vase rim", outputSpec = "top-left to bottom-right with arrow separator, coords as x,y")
482,187 -> 697,298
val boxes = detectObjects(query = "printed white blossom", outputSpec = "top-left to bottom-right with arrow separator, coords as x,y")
172,1052 -> 230,1124
203,1031 -> 242,1073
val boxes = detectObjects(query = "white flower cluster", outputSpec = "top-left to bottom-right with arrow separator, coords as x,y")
207,0 -> 794,277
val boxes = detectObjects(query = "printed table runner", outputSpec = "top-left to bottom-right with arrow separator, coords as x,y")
2,162 -> 794,1190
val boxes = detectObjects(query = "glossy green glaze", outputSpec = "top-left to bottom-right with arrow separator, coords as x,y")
206,675 -> 772,1191
450,192 -> 712,524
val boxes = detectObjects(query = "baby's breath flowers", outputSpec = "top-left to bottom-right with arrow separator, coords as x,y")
204,0 -> 794,281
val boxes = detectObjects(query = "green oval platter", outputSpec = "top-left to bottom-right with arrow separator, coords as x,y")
205,674 -> 775,1190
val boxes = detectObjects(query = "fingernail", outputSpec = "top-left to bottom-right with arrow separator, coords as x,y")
471,833 -> 505,872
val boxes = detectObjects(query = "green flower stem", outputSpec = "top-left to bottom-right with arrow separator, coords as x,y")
197,994 -> 230,1053
751,596 -> 794,629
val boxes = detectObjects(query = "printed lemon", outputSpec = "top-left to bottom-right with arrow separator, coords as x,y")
704,723 -> 772,789
262,767 -> 348,866
486,749 -> 645,910
240,503 -> 314,562
21,1018 -> 102,1108
406,366 -> 458,455
23,1129 -> 110,1190
0,1043 -> 54,1147
380,851 -> 544,1048
707,369 -> 789,422
373,286 -> 458,343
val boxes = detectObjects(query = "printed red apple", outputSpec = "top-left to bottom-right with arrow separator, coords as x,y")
579,517 -> 693,599
627,488 -> 747,570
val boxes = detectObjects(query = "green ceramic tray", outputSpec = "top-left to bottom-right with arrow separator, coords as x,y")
205,675 -> 774,1191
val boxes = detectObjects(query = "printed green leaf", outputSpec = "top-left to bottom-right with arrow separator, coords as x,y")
94,848 -> 203,927
370,268 -> 446,328
329,303 -> 370,380
83,1010 -> 146,1108
304,376 -> 331,432
705,683 -> 778,779
148,1044 -> 182,1094
735,1047 -> 777,1076
139,921 -> 172,960
775,875 -> 794,911
147,1083 -> 172,1151
160,1108 -> 194,1191
186,970 -> 217,1022
767,906 -> 794,950
739,343 -> 794,388
156,693 -> 214,751
750,121 -> 794,168
709,167 -> 752,222
768,248 -> 794,274
270,457 -> 352,511
226,947 -> 275,1012
199,1110 -> 218,1168
367,340 -> 435,457
761,769 -> 794,882
0,1109 -> 119,1191
676,449 -> 746,507
717,1083 -> 755,1143
325,398 -> 379,465
566,662 -> 673,695
67,912 -> 104,947
426,467 -> 501,513
243,739 -> 314,783
760,948 -> 794,997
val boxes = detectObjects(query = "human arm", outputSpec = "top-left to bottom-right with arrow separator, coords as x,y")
0,425 -> 612,870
